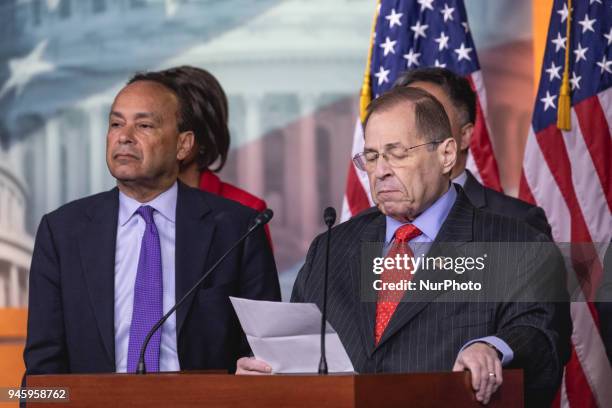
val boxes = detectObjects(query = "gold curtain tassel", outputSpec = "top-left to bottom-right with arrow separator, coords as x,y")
557,77 -> 571,130
557,0 -> 572,130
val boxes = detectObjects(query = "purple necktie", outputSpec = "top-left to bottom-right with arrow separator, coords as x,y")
127,205 -> 163,373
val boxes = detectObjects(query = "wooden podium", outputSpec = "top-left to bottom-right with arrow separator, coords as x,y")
25,370 -> 523,407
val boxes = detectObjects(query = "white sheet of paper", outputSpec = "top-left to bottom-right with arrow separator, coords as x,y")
230,297 -> 355,374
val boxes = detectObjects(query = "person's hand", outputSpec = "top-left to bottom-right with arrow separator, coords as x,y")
452,342 -> 503,405
236,357 -> 272,375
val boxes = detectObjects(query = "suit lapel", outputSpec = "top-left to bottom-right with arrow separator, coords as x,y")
374,188 -> 475,350
78,188 -> 119,367
352,212 -> 385,357
462,170 -> 486,209
174,182 -> 213,336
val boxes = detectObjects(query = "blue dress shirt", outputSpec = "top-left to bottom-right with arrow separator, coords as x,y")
384,184 -> 513,365
452,170 -> 468,187
114,182 -> 180,372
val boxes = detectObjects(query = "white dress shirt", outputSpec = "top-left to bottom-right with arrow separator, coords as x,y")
114,182 -> 180,372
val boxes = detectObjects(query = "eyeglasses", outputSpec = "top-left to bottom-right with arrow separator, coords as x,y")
352,141 -> 443,172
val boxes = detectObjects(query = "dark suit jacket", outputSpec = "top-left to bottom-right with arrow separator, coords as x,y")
24,182 -> 280,375
596,242 -> 612,365
462,169 -> 552,238
292,187 -> 567,407
462,170 -> 572,374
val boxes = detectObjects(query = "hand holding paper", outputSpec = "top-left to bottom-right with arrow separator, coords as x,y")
230,297 -> 354,374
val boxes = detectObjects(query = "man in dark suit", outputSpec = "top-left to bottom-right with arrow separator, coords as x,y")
393,67 -> 552,238
238,87 -> 566,406
24,74 -> 280,375
596,242 -> 612,365
394,68 -> 573,386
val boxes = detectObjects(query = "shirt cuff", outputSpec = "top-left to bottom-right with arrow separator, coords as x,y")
460,336 -> 514,366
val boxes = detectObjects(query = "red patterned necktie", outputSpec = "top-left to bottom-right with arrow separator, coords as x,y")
374,224 -> 422,345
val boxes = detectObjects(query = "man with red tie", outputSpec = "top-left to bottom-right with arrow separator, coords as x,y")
237,86 -> 565,407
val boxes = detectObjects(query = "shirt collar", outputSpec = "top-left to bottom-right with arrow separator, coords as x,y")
385,183 -> 457,243
118,182 -> 178,226
452,170 -> 468,187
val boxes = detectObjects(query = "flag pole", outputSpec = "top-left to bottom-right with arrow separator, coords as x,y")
359,0 -> 381,124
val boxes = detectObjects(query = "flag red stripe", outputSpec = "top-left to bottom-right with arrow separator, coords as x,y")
518,171 -> 537,206
551,386 -> 561,408
533,123 -> 605,405
466,76 -> 502,192
529,119 -> 609,405
534,125 -> 593,243
345,163 -> 370,215
573,96 -> 612,213
565,345 -> 599,408
534,125 -> 605,299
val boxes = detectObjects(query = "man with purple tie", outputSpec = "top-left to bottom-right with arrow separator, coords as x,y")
24,75 -> 280,375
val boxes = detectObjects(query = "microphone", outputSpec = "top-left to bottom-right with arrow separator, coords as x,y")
318,207 -> 336,375
250,208 -> 273,228
136,208 -> 274,374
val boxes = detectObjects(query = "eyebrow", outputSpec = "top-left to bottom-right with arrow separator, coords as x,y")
383,142 -> 403,149
364,142 -> 404,152
109,111 -> 162,124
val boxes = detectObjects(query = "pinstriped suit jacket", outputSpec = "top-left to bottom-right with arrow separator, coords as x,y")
292,187 -> 565,406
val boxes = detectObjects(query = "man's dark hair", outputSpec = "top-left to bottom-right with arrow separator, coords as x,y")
393,67 -> 476,126
127,71 -> 194,133
364,86 -> 452,145
129,66 -> 230,172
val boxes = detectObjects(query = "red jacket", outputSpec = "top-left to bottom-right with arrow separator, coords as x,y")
199,171 -> 272,247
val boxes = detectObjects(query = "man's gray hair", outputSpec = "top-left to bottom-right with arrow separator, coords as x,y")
363,86 -> 452,145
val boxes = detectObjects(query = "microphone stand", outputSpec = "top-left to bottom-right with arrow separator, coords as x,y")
318,207 -> 336,375
136,209 -> 273,374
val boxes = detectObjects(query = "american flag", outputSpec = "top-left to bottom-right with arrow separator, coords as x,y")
520,0 -> 612,406
341,0 -> 501,220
